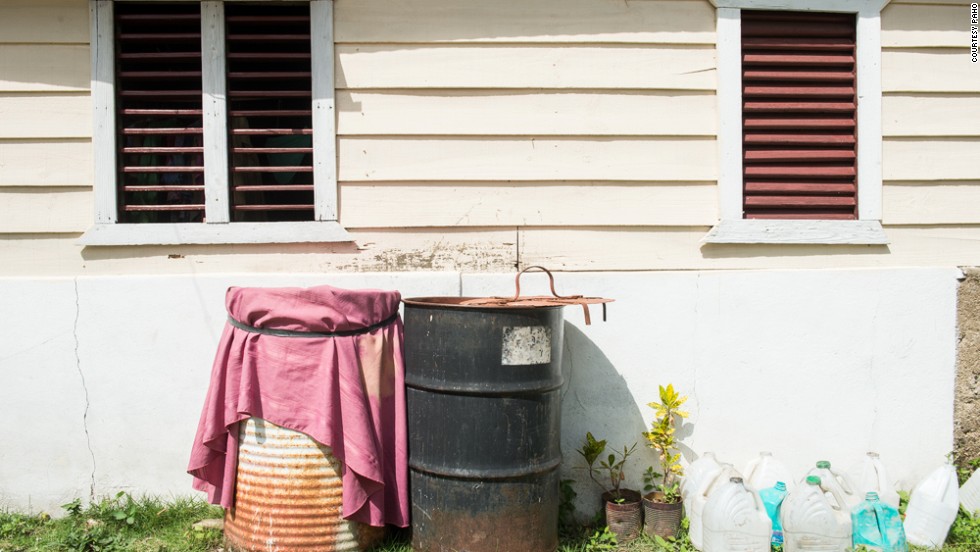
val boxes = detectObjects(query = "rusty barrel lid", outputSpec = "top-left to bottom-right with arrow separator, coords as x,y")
403,266 -> 613,323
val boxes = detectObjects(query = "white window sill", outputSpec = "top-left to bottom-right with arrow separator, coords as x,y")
702,220 -> 889,245
77,221 -> 352,246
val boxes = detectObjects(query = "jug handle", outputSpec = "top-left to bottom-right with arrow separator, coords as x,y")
821,481 -> 849,511
751,487 -> 767,515
939,463 -> 958,502
702,469 -> 729,499
873,458 -> 893,493
835,471 -> 855,495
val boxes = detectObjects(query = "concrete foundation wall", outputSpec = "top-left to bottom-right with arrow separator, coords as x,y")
0,268 -> 960,517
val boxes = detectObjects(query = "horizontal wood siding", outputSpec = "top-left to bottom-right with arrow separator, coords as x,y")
0,45 -> 90,92
338,138 -> 718,183
334,0 -> 715,44
0,95 -> 91,139
876,0 -> 980,242
336,45 -> 717,90
0,0 -> 90,44
881,4 -> 970,47
0,0 -> 93,263
0,141 -> 93,187
1,0 -> 979,274
336,91 -> 717,137
518,226 -> 980,270
0,188 -> 92,233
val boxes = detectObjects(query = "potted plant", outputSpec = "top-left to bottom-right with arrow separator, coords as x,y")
641,384 -> 689,539
577,432 -> 642,544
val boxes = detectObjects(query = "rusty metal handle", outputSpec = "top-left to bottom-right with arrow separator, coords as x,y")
510,266 -> 579,301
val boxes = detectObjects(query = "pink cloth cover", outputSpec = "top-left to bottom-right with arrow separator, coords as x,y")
187,285 -> 409,528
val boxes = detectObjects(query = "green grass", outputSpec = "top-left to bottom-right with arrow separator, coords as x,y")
0,493 -> 224,552
2,494 -> 977,552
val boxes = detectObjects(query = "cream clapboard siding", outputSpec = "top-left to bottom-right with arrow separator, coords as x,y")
1,0 -> 979,275
879,0 -> 980,228
334,0 -> 718,235
0,0 -> 94,244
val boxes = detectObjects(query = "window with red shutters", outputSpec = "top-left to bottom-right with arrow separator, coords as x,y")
115,3 -> 205,223
741,10 -> 858,220
225,3 -> 315,222
86,0 -> 347,245
111,2 -> 318,225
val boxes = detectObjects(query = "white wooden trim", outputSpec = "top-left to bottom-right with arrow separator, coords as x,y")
78,221 -> 352,246
311,0 -> 338,221
91,0 -> 116,224
717,8 -> 743,221
712,0 -> 890,11
710,0 -> 888,244
856,10 -> 883,220
201,1 -> 230,223
702,220 -> 889,245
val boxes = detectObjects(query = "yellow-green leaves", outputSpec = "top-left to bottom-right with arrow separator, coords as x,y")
644,383 -> 689,504
647,384 -> 689,420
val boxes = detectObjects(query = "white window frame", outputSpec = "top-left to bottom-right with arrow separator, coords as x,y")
703,0 -> 891,245
80,0 -> 350,246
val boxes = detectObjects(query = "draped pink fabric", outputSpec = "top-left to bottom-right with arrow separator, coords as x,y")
187,285 -> 409,528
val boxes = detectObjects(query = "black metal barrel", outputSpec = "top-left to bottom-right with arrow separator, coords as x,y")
403,298 -> 563,552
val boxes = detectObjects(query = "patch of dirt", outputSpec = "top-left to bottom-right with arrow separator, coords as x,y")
956,268 -> 980,466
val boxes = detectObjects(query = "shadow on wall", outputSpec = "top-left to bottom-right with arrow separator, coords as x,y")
559,322 -> 695,520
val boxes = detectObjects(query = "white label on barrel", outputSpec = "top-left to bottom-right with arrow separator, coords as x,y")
501,326 -> 552,365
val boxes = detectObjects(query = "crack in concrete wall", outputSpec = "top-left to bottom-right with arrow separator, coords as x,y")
73,278 -> 97,500
956,268 -> 980,465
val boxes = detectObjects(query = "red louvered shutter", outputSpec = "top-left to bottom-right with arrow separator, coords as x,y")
226,4 -> 315,222
115,3 -> 205,223
741,10 -> 858,220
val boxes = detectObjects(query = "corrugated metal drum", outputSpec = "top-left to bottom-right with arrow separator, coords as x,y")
224,418 -> 385,552
403,298 -> 564,552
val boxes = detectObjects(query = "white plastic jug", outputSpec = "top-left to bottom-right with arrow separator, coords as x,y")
807,460 -> 860,508
849,452 -> 900,510
682,452 -> 723,504
689,462 -> 741,551
703,477 -> 772,552
961,468 -> 980,516
744,451 -> 794,492
782,475 -> 852,552
904,463 -> 960,548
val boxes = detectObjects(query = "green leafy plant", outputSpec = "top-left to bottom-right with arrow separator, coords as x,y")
559,478 -> 579,534
956,457 -> 980,486
585,525 -> 618,551
577,432 -> 638,502
642,384 -> 688,504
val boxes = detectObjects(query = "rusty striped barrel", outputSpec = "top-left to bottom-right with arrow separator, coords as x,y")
403,299 -> 563,552
224,418 -> 385,552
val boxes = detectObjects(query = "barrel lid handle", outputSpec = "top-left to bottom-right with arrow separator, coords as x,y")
512,266 -> 595,324
511,266 -> 578,302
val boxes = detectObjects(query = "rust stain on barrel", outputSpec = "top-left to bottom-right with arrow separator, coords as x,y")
224,418 -> 384,552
